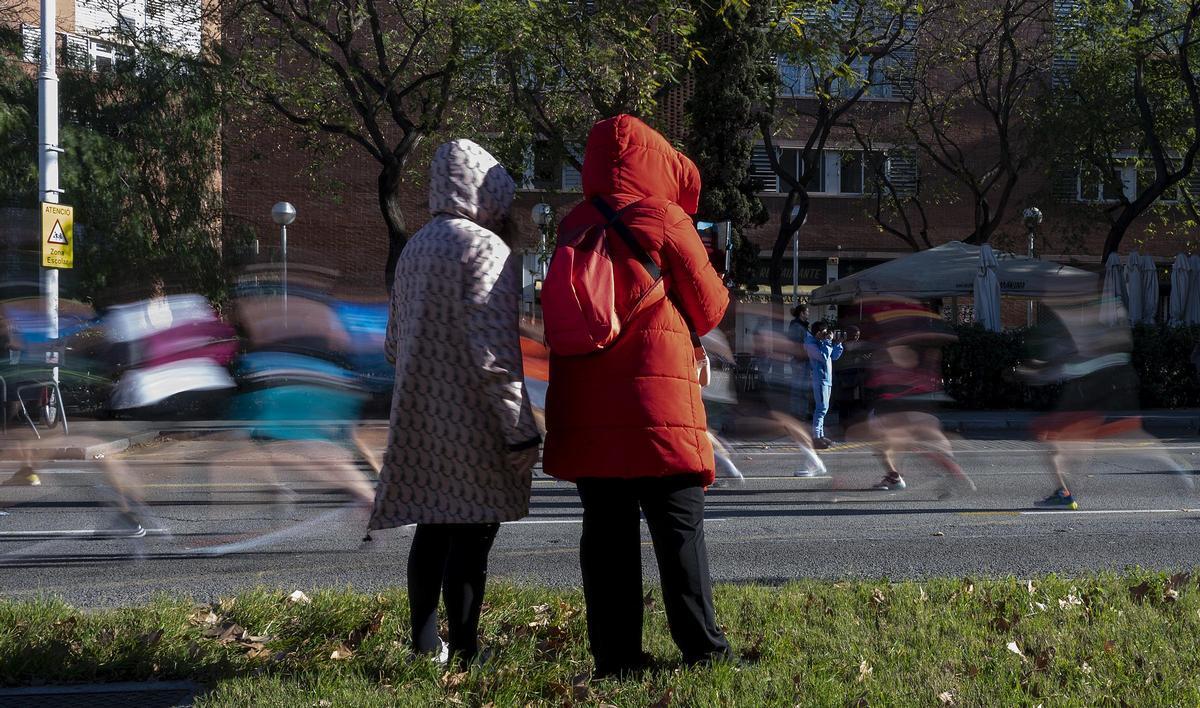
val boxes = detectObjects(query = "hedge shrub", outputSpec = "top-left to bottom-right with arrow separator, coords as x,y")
941,323 -> 1200,410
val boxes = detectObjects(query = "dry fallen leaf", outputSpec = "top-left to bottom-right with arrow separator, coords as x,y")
871,588 -> 886,607
938,690 -> 956,705
1103,639 -> 1117,654
1081,661 -> 1093,675
1006,641 -> 1025,660
441,671 -> 468,690
330,648 -> 353,660
919,587 -> 929,602
1025,579 -> 1037,595
856,659 -> 873,683
1164,588 -> 1180,603
1129,581 -> 1152,605
1059,594 -> 1083,610
287,590 -> 313,605
650,688 -> 674,708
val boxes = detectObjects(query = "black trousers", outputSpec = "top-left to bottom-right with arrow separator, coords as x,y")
407,522 -> 500,661
576,475 -> 731,673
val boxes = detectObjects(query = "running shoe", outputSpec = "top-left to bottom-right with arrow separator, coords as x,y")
714,453 -> 745,486
813,438 -> 831,450
1034,489 -> 1078,510
871,474 -> 906,491
797,447 -> 828,476
2,466 -> 40,486
936,475 -> 977,500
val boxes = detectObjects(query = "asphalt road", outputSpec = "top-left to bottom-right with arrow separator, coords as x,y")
1,437 -> 1199,608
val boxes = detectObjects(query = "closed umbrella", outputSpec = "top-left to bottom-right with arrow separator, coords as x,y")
1169,254 -> 1191,325
1100,252 -> 1126,326
1124,250 -> 1144,325
1141,252 -> 1160,324
973,244 -> 1002,331
1189,254 -> 1200,325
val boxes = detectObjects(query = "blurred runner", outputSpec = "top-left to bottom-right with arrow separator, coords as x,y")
701,328 -> 744,486
859,298 -> 974,497
1019,296 -> 1192,509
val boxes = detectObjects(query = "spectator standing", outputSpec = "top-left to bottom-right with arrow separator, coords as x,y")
368,140 -> 540,665
542,114 -> 733,679
788,304 -> 812,419
805,321 -> 844,449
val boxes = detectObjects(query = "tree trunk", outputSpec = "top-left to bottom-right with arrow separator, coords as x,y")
378,162 -> 409,293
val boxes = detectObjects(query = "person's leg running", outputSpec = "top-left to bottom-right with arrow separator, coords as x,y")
577,478 -> 645,676
408,524 -> 453,654
443,522 -> 501,663
639,476 -> 731,665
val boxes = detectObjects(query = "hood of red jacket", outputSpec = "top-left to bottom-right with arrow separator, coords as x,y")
581,114 -> 700,215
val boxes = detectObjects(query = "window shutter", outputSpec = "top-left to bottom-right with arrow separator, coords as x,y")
887,44 -> 916,99
750,145 -> 780,193
1186,172 -> 1200,204
64,35 -> 91,70
885,152 -> 919,198
1052,0 -> 1083,89
21,24 -> 40,64
560,145 -> 583,192
1050,164 -> 1079,202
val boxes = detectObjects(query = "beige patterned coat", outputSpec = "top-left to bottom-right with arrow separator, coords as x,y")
368,140 -> 538,529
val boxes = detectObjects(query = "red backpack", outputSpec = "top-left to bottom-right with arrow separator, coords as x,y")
541,197 -> 664,356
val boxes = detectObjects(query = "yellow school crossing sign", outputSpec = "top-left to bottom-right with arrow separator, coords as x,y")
41,202 -> 73,269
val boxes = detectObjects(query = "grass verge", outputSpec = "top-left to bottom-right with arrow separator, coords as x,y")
1,572 -> 1199,705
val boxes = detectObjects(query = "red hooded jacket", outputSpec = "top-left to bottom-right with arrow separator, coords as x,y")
542,115 -> 729,484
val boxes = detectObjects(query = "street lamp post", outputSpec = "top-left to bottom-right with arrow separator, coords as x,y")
531,203 -> 553,280
39,0 -> 62,384
1023,206 -> 1043,327
271,202 -> 296,326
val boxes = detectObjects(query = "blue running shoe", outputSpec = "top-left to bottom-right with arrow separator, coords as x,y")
1035,489 -> 1078,510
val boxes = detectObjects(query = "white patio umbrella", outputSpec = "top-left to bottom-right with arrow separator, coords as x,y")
1124,250 -> 1144,325
1169,253 -> 1191,325
1189,254 -> 1200,325
1141,252 -> 1160,324
973,244 -> 1002,331
1099,252 -> 1126,326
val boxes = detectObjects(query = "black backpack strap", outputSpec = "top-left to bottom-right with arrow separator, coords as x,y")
591,197 -> 661,281
591,197 -> 702,345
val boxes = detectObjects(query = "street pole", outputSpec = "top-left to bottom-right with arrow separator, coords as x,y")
792,233 -> 799,300
1023,207 -> 1042,328
38,0 -> 61,382
280,223 -> 288,326
271,202 -> 296,329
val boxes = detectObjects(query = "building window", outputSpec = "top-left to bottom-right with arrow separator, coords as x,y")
779,56 -> 897,100
750,146 -> 888,196
1075,160 -> 1180,204
518,142 -> 583,193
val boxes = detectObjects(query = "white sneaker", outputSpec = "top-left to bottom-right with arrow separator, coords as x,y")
797,447 -> 828,476
714,454 -> 745,486
872,475 -> 906,491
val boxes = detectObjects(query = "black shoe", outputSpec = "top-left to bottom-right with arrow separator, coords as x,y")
813,437 -> 830,450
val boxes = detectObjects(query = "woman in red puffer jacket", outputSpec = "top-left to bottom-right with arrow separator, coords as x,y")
543,114 -> 732,678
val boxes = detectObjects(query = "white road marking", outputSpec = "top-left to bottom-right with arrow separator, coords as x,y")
0,528 -> 168,537
1020,508 -> 1200,516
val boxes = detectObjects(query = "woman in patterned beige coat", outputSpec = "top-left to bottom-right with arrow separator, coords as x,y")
368,139 -> 540,664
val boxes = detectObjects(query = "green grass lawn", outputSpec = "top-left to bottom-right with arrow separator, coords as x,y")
1,573 -> 1198,706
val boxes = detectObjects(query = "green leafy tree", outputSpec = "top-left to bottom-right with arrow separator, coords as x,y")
482,0 -> 694,175
1049,0 -> 1200,263
0,35 -> 228,305
686,0 -> 770,291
